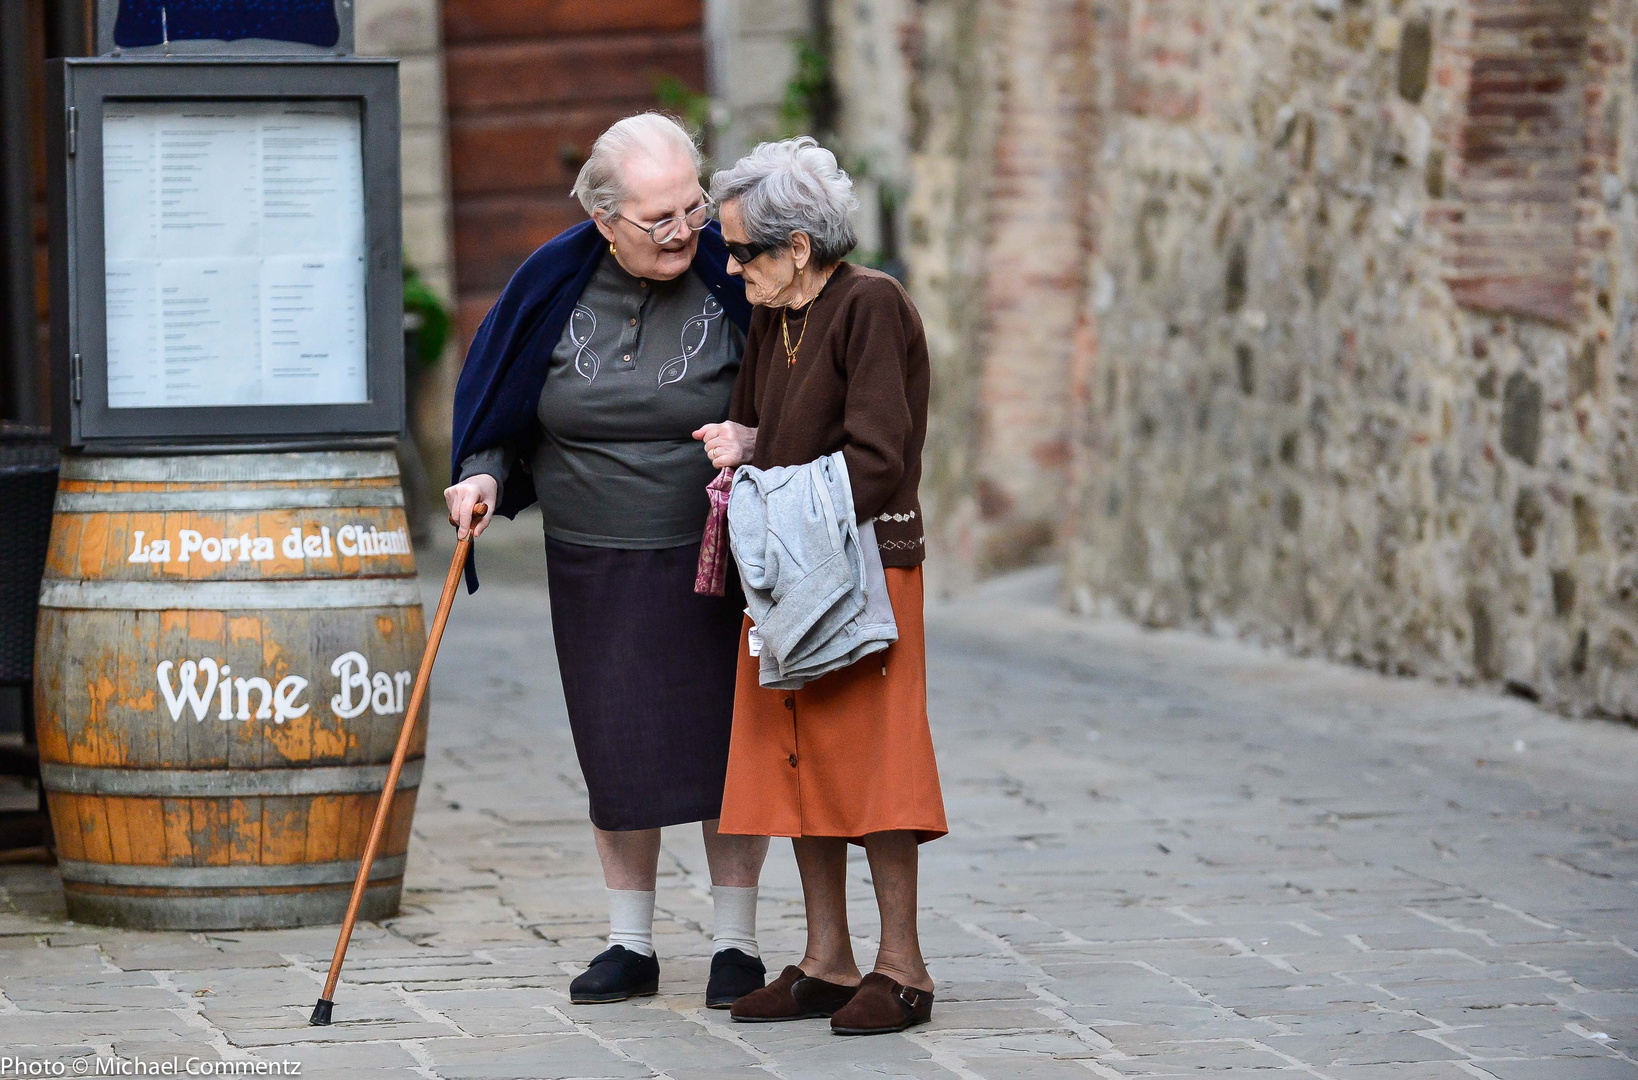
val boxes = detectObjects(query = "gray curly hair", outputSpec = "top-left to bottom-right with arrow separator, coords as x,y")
709,137 -> 858,265
571,112 -> 702,218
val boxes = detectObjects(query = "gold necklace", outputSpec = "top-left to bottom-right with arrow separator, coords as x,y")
781,306 -> 810,367
779,267 -> 833,366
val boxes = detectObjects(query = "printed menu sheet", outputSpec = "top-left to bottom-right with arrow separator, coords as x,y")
102,100 -> 368,408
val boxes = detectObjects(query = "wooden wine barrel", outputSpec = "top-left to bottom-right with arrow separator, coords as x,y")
33,450 -> 428,930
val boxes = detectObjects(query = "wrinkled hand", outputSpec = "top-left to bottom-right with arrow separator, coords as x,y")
692,422 -> 757,470
444,475 -> 497,540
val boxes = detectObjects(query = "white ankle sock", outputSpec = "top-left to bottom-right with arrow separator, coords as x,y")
712,885 -> 760,957
606,888 -> 656,957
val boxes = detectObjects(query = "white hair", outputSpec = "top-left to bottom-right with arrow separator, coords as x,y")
709,137 -> 858,265
571,112 -> 702,218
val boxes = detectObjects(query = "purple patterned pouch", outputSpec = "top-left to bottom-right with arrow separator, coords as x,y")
695,467 -> 735,596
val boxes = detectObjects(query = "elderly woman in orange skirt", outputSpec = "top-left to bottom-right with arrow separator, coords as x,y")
691,137 -> 947,1036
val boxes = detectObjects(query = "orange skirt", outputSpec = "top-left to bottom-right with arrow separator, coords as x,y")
719,566 -> 948,843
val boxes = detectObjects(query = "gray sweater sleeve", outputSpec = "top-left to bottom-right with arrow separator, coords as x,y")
457,446 -> 510,506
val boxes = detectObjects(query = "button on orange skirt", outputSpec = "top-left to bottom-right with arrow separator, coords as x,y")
718,566 -> 947,843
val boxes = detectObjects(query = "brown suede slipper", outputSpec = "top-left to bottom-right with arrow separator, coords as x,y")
829,972 -> 934,1035
730,965 -> 860,1023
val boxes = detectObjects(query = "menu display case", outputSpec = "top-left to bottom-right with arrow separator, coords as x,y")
47,57 -> 401,449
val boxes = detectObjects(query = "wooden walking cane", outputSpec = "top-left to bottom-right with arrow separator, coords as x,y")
310,503 -> 486,1027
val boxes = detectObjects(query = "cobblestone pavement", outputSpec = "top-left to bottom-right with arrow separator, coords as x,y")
4,515 -> 1638,1078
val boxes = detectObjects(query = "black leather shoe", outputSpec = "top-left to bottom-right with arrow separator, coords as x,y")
569,945 -> 660,1004
706,948 -> 767,1009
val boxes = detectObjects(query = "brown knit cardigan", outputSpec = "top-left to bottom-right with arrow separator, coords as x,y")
728,262 -> 929,567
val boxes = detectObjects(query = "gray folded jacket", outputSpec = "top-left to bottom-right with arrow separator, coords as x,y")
727,452 -> 898,689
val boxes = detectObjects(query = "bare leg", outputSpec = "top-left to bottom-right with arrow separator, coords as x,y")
863,831 -> 932,992
701,819 -> 769,887
593,825 -> 662,890
792,837 -> 862,986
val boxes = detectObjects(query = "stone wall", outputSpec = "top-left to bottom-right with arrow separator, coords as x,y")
1066,0 -> 1638,719
830,0 -> 1102,593
354,0 -> 456,480
705,0 -> 813,162
829,0 -> 912,264
892,0 -> 998,592
835,0 -> 1638,719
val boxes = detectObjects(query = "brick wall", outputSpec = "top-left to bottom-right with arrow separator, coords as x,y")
1116,0 -> 1219,122
867,0 -> 1098,591
1444,0 -> 1593,325
895,0 -> 999,590
963,0 -> 1098,577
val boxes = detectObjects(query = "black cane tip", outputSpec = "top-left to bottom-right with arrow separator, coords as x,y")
309,998 -> 334,1026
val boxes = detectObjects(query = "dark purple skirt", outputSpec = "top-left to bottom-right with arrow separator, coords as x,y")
544,536 -> 743,831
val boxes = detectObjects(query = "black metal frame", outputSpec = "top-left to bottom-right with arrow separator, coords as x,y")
0,688 -> 50,855
47,57 -> 403,450
0,3 -> 41,427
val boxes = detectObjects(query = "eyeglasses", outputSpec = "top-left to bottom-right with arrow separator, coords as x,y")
610,198 -> 714,245
724,237 -> 780,266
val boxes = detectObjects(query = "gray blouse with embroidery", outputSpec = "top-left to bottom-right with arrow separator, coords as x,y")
459,250 -> 746,549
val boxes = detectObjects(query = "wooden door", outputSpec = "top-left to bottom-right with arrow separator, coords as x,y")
443,0 -> 707,351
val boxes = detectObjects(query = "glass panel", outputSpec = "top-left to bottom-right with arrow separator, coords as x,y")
101,99 -> 367,408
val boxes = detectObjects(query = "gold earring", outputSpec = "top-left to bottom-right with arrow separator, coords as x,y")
609,242 -> 617,256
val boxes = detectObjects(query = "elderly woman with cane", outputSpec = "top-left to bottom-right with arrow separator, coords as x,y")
445,113 -> 770,1008
694,137 -> 948,1035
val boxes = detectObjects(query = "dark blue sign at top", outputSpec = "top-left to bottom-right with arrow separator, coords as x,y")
113,0 -> 341,49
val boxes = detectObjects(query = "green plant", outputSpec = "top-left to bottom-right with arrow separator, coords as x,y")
403,265 -> 451,367
653,75 -> 713,143
780,39 -> 835,137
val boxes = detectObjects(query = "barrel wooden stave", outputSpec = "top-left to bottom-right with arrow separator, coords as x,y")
45,506 -> 415,584
62,886 -> 402,934
35,451 -> 428,930
34,605 -> 428,770
46,790 -> 417,930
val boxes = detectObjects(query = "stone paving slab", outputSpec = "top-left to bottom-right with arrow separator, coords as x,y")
3,526 -> 1638,1078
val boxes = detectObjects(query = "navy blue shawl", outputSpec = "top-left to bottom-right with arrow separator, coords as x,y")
450,219 -> 752,590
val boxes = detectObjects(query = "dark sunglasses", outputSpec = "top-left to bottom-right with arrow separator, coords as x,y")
725,238 -> 781,265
